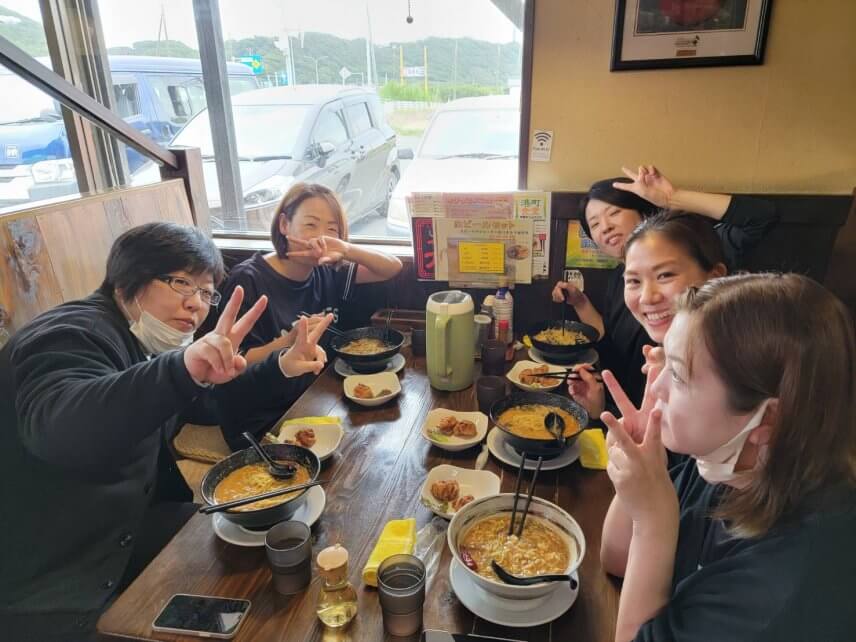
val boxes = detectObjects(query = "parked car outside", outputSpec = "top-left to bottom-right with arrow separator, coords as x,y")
134,85 -> 400,232
0,56 -> 257,208
386,94 -> 520,233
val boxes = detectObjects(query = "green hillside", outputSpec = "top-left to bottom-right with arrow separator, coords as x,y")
111,31 -> 522,90
0,6 -> 49,57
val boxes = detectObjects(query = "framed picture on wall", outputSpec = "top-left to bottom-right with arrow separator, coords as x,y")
611,0 -> 773,71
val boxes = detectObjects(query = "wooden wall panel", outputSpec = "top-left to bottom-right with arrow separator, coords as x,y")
0,218 -> 64,334
36,201 -> 114,301
0,180 -> 195,341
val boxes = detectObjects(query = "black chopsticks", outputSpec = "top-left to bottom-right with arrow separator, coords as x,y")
535,371 -> 603,382
507,454 -> 544,537
293,311 -> 347,337
199,479 -> 328,515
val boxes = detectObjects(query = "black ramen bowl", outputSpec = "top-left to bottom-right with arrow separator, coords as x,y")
527,320 -> 599,365
329,326 -> 405,374
201,443 -> 321,530
490,390 -> 588,458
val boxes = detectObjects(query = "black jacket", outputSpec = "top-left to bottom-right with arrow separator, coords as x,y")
0,289 -> 304,635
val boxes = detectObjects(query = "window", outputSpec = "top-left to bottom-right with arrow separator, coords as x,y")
345,102 -> 373,135
112,81 -> 141,119
312,107 -> 349,147
214,0 -> 527,241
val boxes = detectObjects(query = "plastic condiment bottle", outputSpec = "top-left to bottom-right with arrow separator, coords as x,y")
493,277 -> 514,342
316,544 -> 358,629
497,319 -> 514,361
480,294 -> 496,340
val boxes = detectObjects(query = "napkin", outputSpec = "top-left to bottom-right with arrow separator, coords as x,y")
578,428 -> 608,470
269,416 -> 342,442
362,518 -> 416,586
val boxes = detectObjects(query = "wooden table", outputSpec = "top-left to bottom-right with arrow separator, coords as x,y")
99,350 -> 620,641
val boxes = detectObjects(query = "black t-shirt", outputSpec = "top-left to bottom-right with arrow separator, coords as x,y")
205,252 -> 358,350
597,195 -> 779,407
634,459 -> 856,641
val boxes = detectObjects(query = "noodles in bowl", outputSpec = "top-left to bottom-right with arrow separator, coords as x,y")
497,404 -> 580,441
338,337 -> 390,356
213,461 -> 311,512
448,493 -> 586,601
459,513 -> 574,580
533,327 -> 587,346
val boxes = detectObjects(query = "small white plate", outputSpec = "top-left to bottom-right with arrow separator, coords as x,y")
420,465 -> 500,520
274,422 -> 344,462
334,353 -> 406,377
421,409 -> 488,452
343,371 -> 402,407
211,485 -> 326,547
487,428 -> 580,471
507,360 -> 566,392
449,558 -> 578,627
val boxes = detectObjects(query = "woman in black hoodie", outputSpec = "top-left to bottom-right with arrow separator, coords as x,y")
0,222 -> 330,641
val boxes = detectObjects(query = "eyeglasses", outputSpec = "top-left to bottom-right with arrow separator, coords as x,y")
157,275 -> 221,306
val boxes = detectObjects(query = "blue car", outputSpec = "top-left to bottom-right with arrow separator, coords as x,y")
0,56 -> 257,207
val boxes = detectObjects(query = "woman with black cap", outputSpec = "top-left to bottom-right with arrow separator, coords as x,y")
552,165 -> 777,415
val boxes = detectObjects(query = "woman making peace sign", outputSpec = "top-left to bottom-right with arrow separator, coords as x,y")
0,222 -> 330,641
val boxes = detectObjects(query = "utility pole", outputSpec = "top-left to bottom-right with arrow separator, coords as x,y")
156,4 -> 168,56
365,3 -> 378,87
423,46 -> 428,96
305,55 -> 327,84
452,39 -> 458,100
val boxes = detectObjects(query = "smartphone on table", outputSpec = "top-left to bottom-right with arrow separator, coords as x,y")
151,593 -> 251,639
421,631 -> 525,642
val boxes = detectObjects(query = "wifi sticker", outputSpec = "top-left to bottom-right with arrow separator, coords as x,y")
531,129 -> 553,162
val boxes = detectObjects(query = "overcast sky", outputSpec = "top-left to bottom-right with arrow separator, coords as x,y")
3,0 -> 519,47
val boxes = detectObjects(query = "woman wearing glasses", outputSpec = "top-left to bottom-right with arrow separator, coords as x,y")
0,222 -> 330,641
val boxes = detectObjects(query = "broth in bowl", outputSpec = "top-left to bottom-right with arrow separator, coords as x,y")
459,512 -> 575,580
497,404 -> 580,440
213,461 -> 311,512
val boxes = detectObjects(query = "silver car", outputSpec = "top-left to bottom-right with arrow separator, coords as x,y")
136,85 -> 400,231
387,94 -> 519,233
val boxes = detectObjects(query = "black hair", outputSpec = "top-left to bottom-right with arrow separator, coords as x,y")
578,177 -> 660,238
624,210 -> 727,272
101,222 -> 225,301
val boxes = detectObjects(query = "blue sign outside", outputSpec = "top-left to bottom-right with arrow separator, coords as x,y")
238,55 -> 264,75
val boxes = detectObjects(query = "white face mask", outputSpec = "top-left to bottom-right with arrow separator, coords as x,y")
124,298 -> 194,355
696,399 -> 770,485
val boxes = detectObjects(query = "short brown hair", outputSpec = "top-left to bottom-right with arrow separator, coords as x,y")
270,182 -> 349,258
624,210 -> 726,272
679,273 -> 856,537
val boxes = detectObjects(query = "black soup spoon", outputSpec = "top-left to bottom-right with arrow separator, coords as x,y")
491,560 -> 578,591
242,431 -> 296,480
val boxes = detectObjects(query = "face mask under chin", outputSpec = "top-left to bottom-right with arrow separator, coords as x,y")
695,400 -> 771,485
123,297 -> 194,355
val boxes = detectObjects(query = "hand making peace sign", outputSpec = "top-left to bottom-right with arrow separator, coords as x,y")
612,165 -> 676,209
183,286 -> 268,385
278,313 -> 333,377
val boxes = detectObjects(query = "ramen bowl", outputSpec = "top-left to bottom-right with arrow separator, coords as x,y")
489,391 -> 587,458
448,493 -> 585,602
329,326 -> 405,373
526,320 -> 598,365
201,443 -> 321,529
